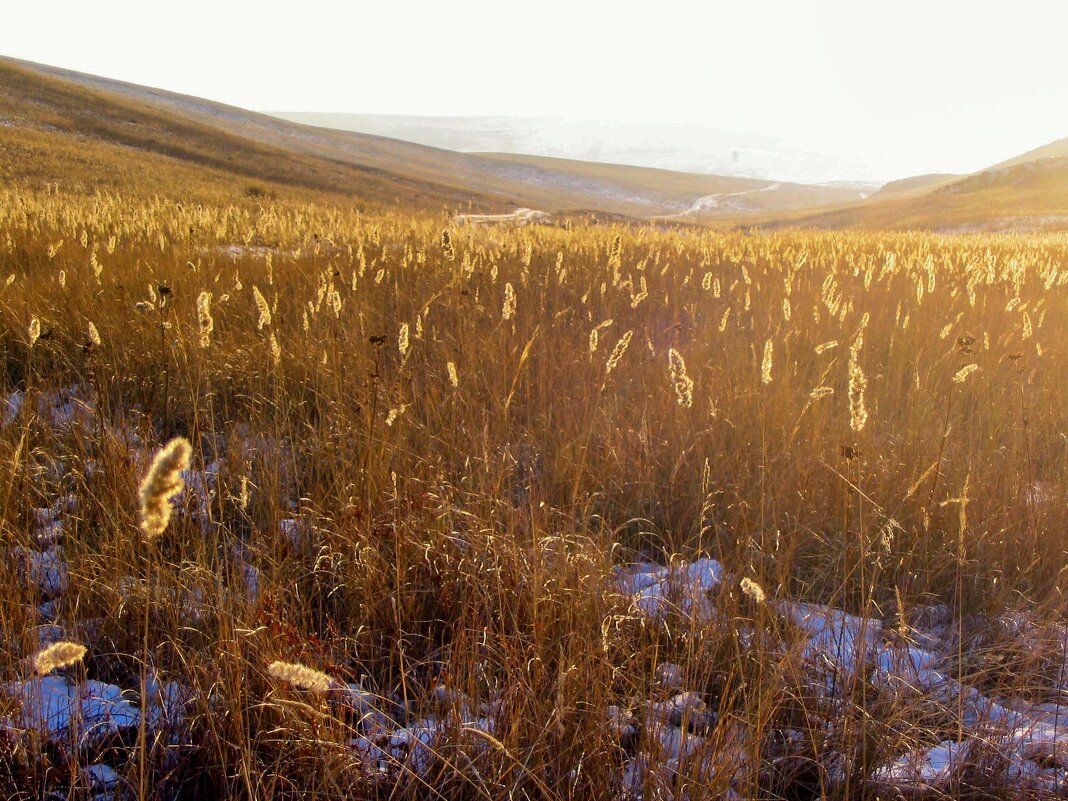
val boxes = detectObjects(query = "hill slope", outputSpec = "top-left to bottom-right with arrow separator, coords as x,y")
473,152 -> 872,218
0,57 -> 500,210
872,174 -> 960,197
0,57 -> 872,219
765,139 -> 1068,232
270,111 -> 876,185
991,136 -> 1068,169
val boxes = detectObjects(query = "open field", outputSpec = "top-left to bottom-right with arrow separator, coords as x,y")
4,168 -> 1068,800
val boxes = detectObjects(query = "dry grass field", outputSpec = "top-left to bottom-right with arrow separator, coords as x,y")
6,45 -> 1068,801
4,160 -> 1068,801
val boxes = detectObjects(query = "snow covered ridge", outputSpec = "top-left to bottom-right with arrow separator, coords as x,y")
616,558 -> 1068,797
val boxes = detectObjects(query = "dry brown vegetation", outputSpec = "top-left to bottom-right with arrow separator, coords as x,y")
3,176 -> 1068,801
758,156 -> 1068,234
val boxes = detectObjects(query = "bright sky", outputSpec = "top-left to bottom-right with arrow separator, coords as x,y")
3,0 -> 1067,182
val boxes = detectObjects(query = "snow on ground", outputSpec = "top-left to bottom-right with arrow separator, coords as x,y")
1,675 -> 139,751
454,207 -> 553,226
616,557 -> 1068,796
676,183 -> 785,216
5,386 -> 1068,797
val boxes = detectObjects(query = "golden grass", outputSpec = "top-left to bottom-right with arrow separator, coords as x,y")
3,178 -> 1068,799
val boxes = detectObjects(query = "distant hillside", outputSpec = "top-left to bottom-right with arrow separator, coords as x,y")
12,56 -> 1055,231
270,111 -> 877,185
873,174 -> 959,197
0,58 -> 878,220
991,137 -> 1068,169
0,57 -> 502,210
473,153 -> 873,219
763,139 -> 1068,233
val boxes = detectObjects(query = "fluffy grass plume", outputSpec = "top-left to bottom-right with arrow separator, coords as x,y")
848,320 -> 869,432
33,641 -> 86,675
267,660 -> 336,692
605,329 -> 632,375
270,333 -> 281,366
138,436 -> 192,541
252,285 -> 271,330
196,290 -> 214,347
761,338 -> 774,385
499,281 -> 516,320
668,348 -> 694,407
740,577 -> 766,603
848,360 -> 868,432
502,282 -> 517,320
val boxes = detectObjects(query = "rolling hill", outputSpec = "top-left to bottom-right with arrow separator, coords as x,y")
4,55 -> 1063,232
991,136 -> 1068,169
0,56 -> 500,210
269,111 -> 876,185
0,56 -> 872,219
466,152 -> 872,219
763,138 -> 1068,233
871,173 -> 960,197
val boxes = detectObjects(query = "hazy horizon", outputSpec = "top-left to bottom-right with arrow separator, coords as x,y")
3,0 -> 1067,183
268,111 -> 887,186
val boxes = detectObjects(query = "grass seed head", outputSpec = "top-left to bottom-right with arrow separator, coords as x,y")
139,437 -> 193,542
502,282 -> 517,320
953,363 -> 979,384
740,577 -> 766,604
268,660 -> 335,692
197,291 -> 214,347
761,338 -> 774,385
33,641 -> 87,675
253,286 -> 271,330
848,359 -> 868,432
668,348 -> 694,407
605,330 -> 633,375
